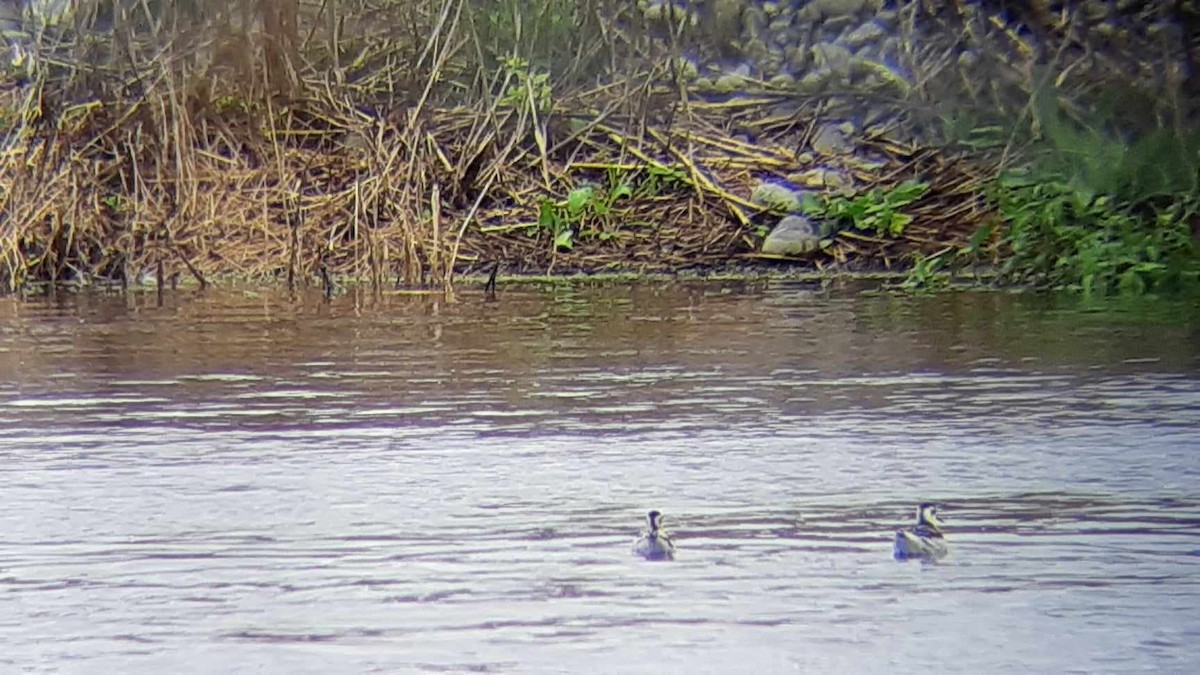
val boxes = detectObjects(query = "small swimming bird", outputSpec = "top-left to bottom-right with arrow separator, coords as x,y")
893,503 -> 949,561
632,510 -> 676,561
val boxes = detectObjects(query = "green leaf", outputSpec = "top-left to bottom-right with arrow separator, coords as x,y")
965,224 -> 993,253
890,213 -> 913,235
566,186 -> 594,216
537,199 -> 558,231
554,229 -> 574,250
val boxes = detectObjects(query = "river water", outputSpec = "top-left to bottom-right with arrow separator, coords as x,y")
1,281 -> 1198,673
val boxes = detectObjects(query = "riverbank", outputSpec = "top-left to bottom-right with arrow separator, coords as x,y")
1,1 -> 1195,295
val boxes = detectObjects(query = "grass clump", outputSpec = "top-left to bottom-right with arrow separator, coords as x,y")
984,86 -> 1200,295
994,173 -> 1198,294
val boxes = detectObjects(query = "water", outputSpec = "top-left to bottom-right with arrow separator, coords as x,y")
1,282 -> 1198,673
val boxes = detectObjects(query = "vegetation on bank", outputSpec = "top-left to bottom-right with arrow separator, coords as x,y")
0,0 -> 1196,296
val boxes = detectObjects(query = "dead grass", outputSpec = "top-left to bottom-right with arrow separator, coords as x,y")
0,0 -> 999,293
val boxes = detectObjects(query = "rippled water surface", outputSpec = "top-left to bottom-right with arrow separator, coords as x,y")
2,282 -> 1199,673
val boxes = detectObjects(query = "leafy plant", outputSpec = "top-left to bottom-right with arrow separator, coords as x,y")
498,56 -> 552,113
993,172 -> 1199,294
901,251 -> 951,292
533,176 -> 634,250
639,164 -> 688,197
801,180 -> 929,236
101,195 -> 129,213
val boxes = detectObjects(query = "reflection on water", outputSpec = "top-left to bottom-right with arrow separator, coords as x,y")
1,282 -> 1198,672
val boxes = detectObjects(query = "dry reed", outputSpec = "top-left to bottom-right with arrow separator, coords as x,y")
0,0 -> 1011,293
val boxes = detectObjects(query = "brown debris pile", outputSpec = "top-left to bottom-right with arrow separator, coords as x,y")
0,76 -> 999,291
0,0 -> 1004,292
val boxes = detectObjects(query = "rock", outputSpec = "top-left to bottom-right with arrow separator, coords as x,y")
844,155 -> 888,172
877,37 -> 901,62
729,62 -> 753,77
823,16 -> 858,33
763,51 -> 785,73
751,181 -> 807,212
642,0 -> 697,26
845,20 -> 886,50
741,5 -> 767,41
768,16 -> 793,34
768,72 -> 796,88
667,56 -> 699,80
797,69 -> 832,92
713,72 -> 746,93
850,59 -> 912,95
795,4 -> 821,24
810,42 -> 853,78
811,0 -> 868,20
863,107 -> 893,128
786,45 -> 809,72
789,168 -> 852,192
744,39 -> 770,65
811,122 -> 855,155
762,215 -> 822,255
1084,1 -> 1112,21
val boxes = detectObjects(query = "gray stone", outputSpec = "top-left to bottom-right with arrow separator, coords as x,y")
751,182 -> 807,212
642,1 -> 697,26
788,167 -> 853,193
811,122 -> 855,155
797,69 -> 833,93
763,52 -> 785,73
762,215 -> 822,255
811,0 -> 868,20
713,72 -> 747,93
768,72 -> 796,88
823,16 -> 857,33
667,56 -> 699,80
744,39 -> 770,65
768,16 -> 793,34
1084,1 -> 1112,21
845,20 -> 886,50
875,10 -> 898,27
850,58 -> 911,95
729,62 -> 753,77
795,4 -> 821,24
811,42 -> 853,78
741,6 -> 767,41
878,37 -> 901,62
863,107 -> 893,127
786,45 -> 809,72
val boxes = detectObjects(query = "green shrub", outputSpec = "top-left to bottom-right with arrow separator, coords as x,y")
993,173 -> 1198,294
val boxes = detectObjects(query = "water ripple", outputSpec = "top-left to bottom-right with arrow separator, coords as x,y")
0,285 -> 1197,672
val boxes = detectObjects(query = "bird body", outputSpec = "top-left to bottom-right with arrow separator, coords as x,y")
894,503 -> 948,561
632,510 -> 676,561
